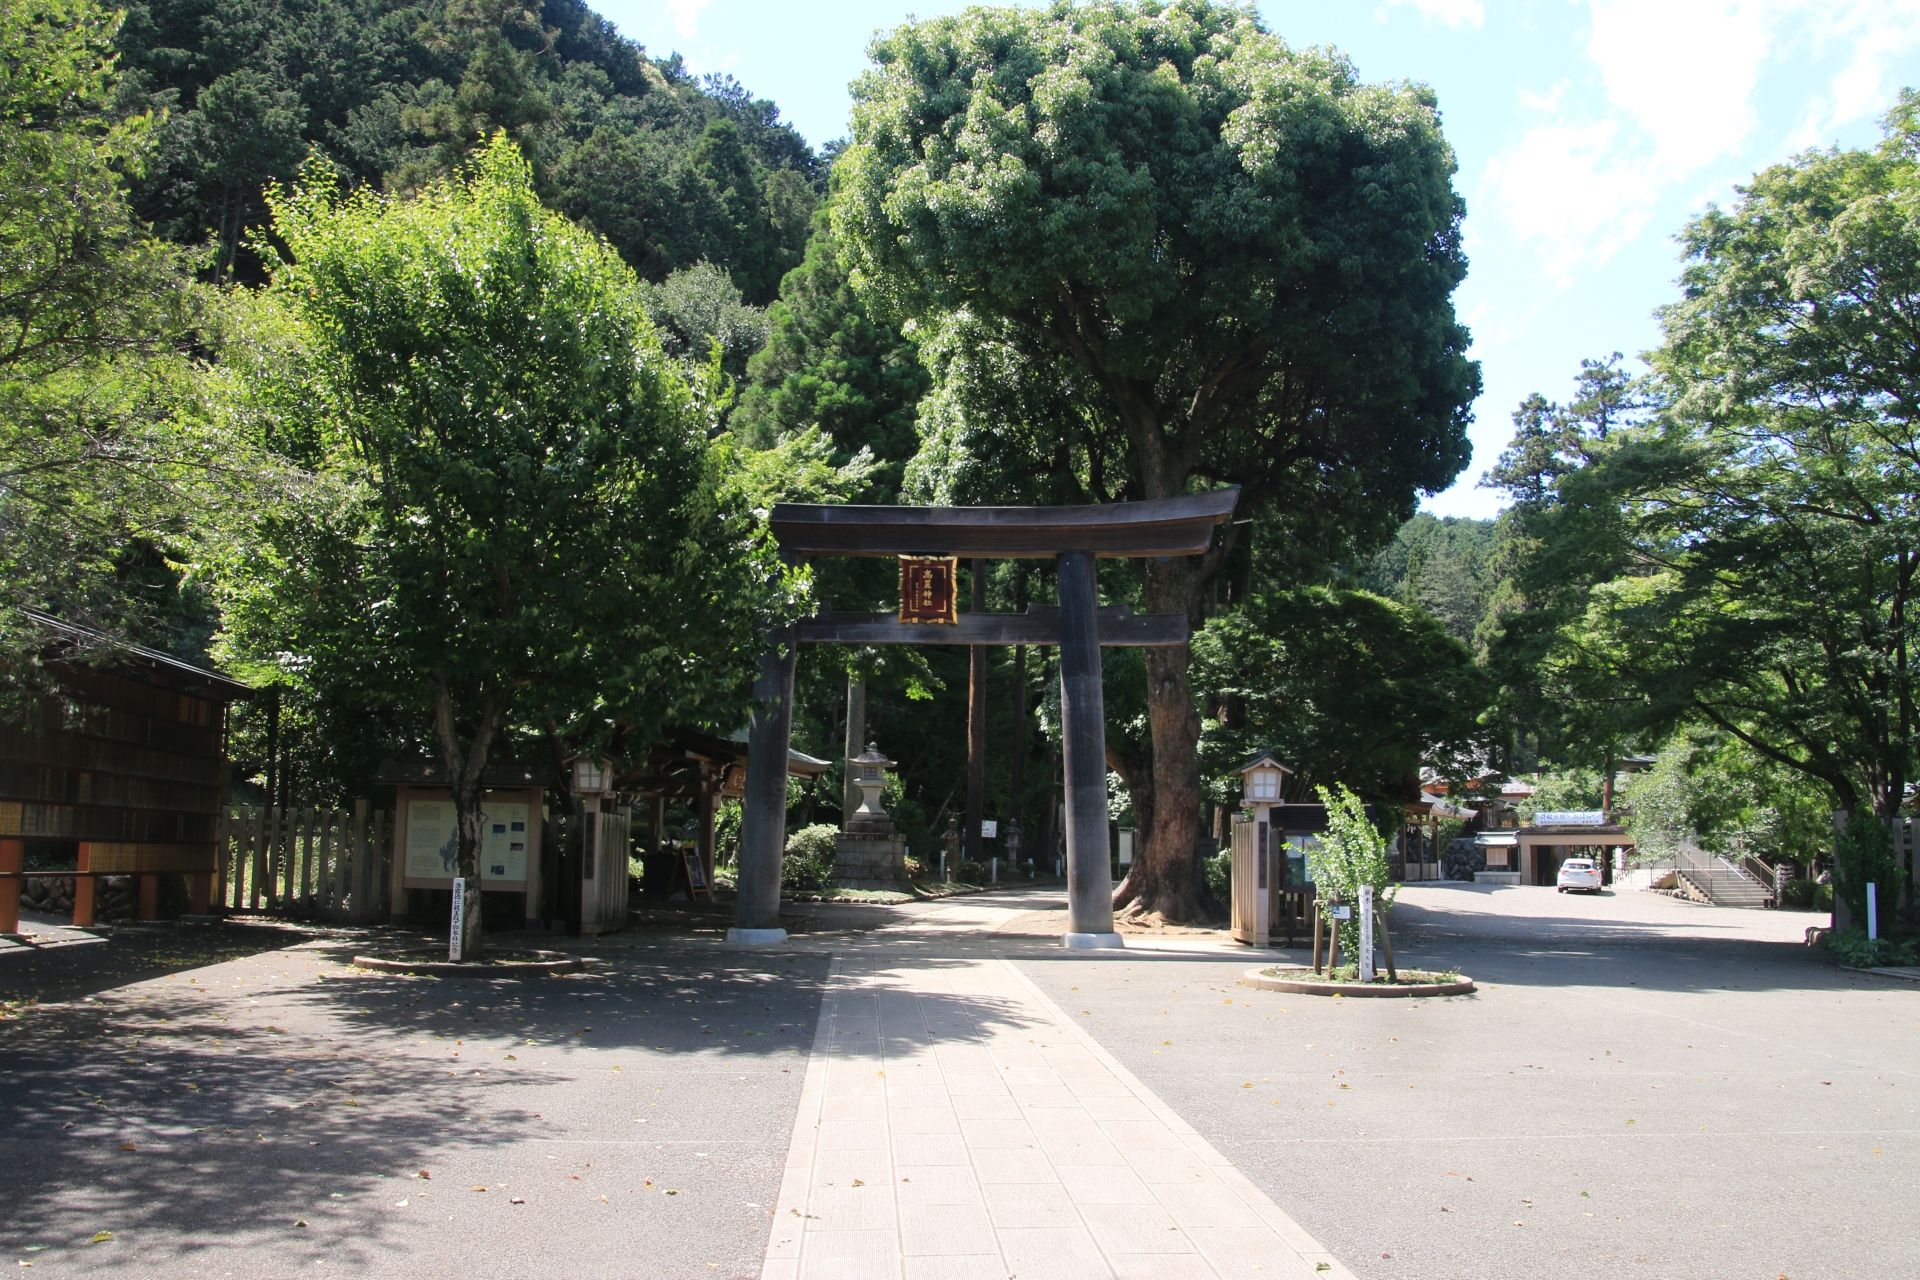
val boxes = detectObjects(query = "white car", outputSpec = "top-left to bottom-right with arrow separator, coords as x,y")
1557,858 -> 1603,893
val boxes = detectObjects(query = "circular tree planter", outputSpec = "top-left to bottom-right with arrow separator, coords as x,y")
1240,965 -> 1474,998
352,948 -> 593,977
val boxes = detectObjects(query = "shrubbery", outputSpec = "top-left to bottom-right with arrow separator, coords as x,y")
1205,850 -> 1232,900
782,824 -> 838,890
1825,928 -> 1918,969
1779,879 -> 1832,911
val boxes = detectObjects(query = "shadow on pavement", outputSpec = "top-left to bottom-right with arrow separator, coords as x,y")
0,932 -> 835,1276
0,913 -> 328,1005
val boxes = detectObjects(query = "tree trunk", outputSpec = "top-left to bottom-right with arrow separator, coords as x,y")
432,683 -> 506,961
1118,554 -> 1210,921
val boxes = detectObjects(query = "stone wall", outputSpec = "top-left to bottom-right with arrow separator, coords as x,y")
834,832 -> 907,890
21,875 -> 138,922
1444,838 -> 1486,882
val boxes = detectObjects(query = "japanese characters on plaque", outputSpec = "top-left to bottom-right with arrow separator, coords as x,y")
897,555 -> 959,625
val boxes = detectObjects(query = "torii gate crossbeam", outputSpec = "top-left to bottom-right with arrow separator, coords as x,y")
727,488 -> 1239,949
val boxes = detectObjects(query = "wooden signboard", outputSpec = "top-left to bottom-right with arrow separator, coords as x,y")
898,556 -> 958,625
682,844 -> 712,902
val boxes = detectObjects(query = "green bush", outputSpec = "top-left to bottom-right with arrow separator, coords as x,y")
953,858 -> 986,885
1205,850 -> 1232,900
782,824 -> 839,890
1825,928 -> 1918,968
1779,878 -> 1832,910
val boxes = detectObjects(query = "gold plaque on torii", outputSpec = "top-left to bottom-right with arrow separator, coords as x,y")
897,556 -> 958,625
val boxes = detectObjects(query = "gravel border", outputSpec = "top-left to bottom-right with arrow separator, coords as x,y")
1239,964 -> 1474,998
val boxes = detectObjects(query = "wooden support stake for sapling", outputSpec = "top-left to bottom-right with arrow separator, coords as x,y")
1326,903 -> 1341,974
1311,902 -> 1324,973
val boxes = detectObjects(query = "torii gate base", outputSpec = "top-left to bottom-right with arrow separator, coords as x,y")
724,490 -> 1238,948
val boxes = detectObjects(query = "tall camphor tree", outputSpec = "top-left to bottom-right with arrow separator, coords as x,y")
1488,93 -> 1920,828
837,1 -> 1478,918
218,137 -> 775,956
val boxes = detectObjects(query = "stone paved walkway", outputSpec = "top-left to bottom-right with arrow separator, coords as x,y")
764,953 -> 1351,1280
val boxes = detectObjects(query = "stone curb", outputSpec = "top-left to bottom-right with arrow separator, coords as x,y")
1239,965 -> 1475,998
350,949 -> 593,977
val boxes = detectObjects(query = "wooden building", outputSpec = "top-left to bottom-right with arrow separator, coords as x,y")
1,616 -> 252,930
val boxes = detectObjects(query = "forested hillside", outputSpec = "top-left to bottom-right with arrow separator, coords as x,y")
115,0 -> 819,298
1358,513 -> 1498,648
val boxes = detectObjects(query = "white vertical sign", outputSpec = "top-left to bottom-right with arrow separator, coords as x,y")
1358,884 -> 1375,983
449,876 -> 467,962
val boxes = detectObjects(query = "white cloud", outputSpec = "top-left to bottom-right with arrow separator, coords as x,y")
1784,1 -> 1920,149
1478,0 -> 1920,286
664,0 -> 710,39
1385,0 -> 1485,26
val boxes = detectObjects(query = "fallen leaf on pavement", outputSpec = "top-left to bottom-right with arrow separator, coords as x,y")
88,1234 -> 113,1244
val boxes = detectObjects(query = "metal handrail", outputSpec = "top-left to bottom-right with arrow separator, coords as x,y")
1675,841 -> 1773,904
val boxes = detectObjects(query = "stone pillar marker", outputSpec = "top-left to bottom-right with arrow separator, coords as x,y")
1057,549 -> 1121,948
834,744 -> 908,889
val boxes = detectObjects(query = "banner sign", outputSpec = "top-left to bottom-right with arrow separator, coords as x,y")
898,556 -> 958,625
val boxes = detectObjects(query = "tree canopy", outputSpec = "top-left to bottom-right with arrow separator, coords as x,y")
116,0 -> 819,296
216,136 -> 776,952
0,0 -> 231,677
1483,97 -> 1920,820
1194,586 -> 1493,809
835,0 -> 1478,919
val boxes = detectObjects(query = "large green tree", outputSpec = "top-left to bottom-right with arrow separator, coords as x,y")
217,137 -> 774,955
1487,93 -> 1920,822
732,211 -> 931,502
836,0 -> 1477,918
1193,587 -> 1494,809
0,0 -> 225,677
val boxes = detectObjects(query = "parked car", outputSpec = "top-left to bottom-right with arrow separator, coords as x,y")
1557,858 -> 1602,893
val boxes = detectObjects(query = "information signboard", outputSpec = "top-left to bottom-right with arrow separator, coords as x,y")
404,794 -> 531,885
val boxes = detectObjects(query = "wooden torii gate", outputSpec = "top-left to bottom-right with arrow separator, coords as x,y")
726,488 -> 1239,948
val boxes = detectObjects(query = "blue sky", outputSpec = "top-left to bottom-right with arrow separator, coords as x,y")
596,0 -> 1920,519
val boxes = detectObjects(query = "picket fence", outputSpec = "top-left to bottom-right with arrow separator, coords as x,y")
221,802 -> 392,922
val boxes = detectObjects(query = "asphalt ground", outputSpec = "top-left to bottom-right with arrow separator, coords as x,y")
1012,883 -> 1919,1280
0,923 -> 831,1279
6,883 -> 1915,1280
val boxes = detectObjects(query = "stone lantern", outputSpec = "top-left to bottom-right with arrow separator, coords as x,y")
834,742 -> 907,888
847,742 -> 894,833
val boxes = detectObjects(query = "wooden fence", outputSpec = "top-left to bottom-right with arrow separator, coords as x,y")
221,802 -> 392,922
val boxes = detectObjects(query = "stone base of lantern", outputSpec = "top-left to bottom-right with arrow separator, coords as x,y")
834,829 -> 908,889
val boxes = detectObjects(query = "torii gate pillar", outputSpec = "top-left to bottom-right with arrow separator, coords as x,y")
1057,550 -> 1120,946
